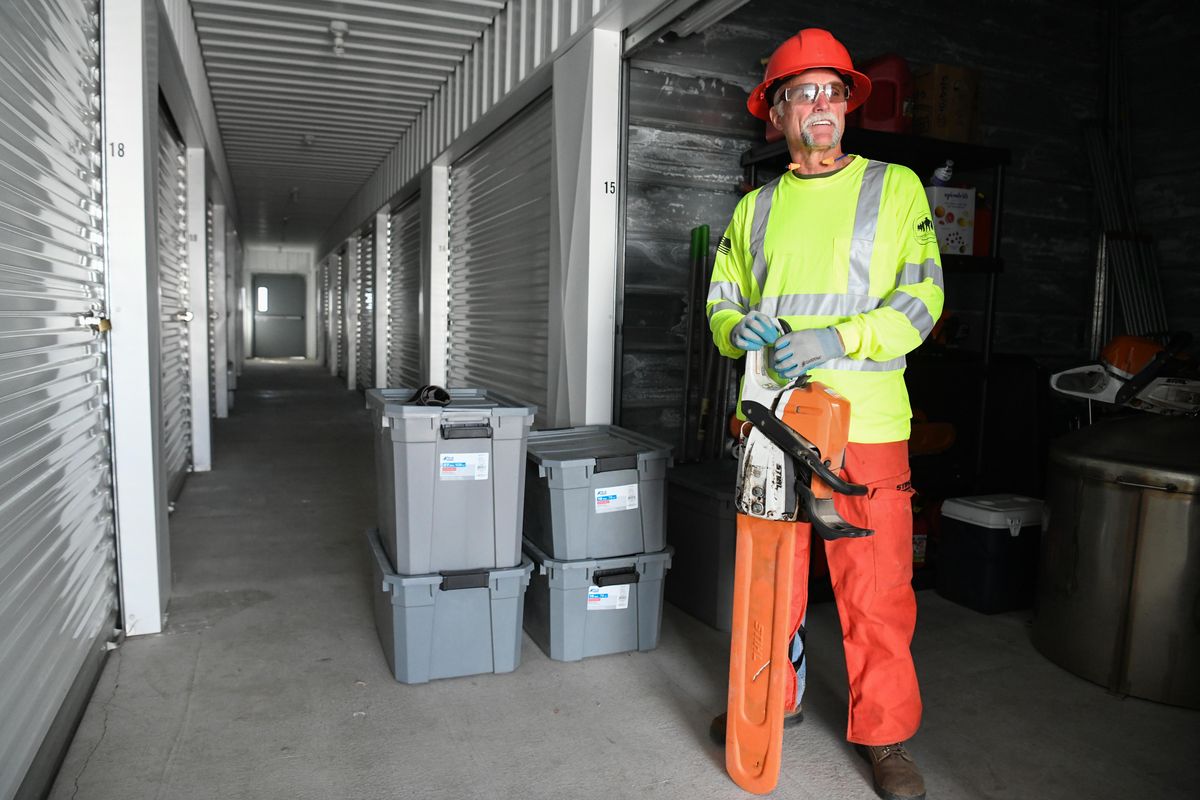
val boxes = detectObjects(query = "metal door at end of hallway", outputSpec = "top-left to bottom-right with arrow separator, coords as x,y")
252,274 -> 306,357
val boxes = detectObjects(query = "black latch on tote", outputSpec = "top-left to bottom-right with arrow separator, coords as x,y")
439,569 -> 490,591
594,455 -> 637,473
591,567 -> 640,587
440,421 -> 492,440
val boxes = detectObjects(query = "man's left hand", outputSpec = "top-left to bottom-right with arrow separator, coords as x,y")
772,327 -> 846,378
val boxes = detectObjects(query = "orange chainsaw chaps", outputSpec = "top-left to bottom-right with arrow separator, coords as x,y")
725,514 -> 797,795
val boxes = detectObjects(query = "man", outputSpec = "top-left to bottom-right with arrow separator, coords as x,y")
706,28 -> 944,800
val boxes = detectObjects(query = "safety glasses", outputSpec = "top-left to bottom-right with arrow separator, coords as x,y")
779,82 -> 850,105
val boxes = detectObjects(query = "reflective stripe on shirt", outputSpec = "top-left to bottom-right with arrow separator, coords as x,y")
899,258 -> 944,291
821,355 -> 907,372
749,176 -> 782,294
847,160 -> 887,296
759,293 -> 879,318
707,280 -> 747,319
885,290 -> 935,338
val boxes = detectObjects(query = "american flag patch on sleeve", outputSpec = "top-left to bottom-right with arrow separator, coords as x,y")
717,235 -> 731,255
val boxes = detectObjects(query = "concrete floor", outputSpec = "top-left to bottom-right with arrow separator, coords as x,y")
50,361 -> 1197,800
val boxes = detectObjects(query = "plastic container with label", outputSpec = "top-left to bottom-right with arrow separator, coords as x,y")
523,425 -> 672,560
366,388 -> 536,574
664,461 -> 738,632
368,529 -> 533,684
522,539 -> 672,662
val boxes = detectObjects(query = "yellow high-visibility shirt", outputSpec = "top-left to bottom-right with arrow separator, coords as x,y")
707,156 -> 945,443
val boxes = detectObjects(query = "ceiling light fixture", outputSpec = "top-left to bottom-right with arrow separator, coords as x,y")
329,20 -> 349,57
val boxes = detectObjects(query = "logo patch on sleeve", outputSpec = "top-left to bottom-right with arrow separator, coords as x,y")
913,216 -> 936,245
717,235 -> 732,255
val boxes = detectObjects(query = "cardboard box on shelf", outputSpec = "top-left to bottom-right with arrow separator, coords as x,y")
913,64 -> 980,143
926,186 -> 975,255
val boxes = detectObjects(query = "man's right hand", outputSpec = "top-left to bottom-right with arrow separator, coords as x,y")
729,311 -> 781,351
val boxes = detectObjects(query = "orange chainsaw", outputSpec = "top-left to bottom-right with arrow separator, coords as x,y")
724,339 -> 873,795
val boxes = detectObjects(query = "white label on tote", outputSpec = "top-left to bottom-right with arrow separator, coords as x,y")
587,584 -> 630,611
439,453 -> 490,481
595,483 -> 639,514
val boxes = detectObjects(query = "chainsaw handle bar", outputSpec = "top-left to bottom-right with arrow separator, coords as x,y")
742,401 -> 867,497
741,400 -> 873,540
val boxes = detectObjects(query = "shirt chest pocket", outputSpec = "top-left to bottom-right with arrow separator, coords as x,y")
764,237 -> 847,295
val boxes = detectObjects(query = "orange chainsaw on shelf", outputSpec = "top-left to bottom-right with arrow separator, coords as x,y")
724,338 -> 873,795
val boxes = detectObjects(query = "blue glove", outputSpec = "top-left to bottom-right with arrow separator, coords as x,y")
729,311 -> 781,351
772,327 -> 845,378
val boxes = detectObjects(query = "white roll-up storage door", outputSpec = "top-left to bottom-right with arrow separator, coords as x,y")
157,109 -> 191,499
316,259 -> 328,367
355,227 -> 374,390
446,95 -> 552,423
335,249 -> 347,378
324,259 -> 333,369
387,196 -> 421,388
206,200 -> 216,412
0,1 -> 118,796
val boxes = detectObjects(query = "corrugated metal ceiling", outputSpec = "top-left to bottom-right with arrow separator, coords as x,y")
191,0 -> 506,245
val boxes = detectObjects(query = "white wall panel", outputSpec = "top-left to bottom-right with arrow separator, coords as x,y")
421,165 -> 450,387
186,149 -> 211,471
105,0 -> 171,638
211,205 -> 230,417
549,30 -> 621,425
373,211 -> 388,388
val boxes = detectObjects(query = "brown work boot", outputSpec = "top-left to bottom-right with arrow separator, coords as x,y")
708,706 -> 803,746
858,743 -> 926,800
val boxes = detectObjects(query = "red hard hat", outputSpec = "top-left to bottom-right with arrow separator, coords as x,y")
747,28 -> 873,120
